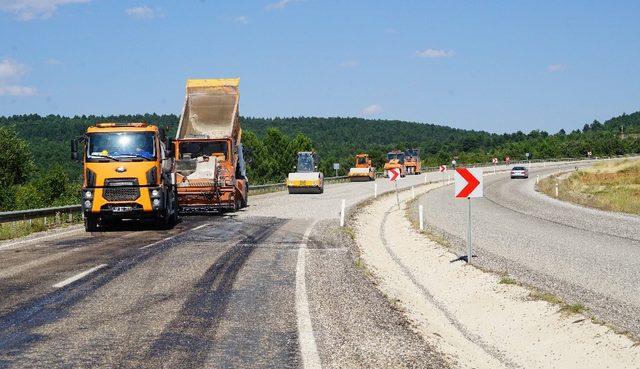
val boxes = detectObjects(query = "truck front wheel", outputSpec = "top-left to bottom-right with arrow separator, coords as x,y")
85,214 -> 99,232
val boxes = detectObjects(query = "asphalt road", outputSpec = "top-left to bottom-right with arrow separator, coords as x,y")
414,161 -> 640,336
0,173 -> 450,369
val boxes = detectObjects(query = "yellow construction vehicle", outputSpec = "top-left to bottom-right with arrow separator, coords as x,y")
383,150 -> 406,178
348,153 -> 376,181
173,78 -> 248,213
404,148 -> 421,175
71,122 -> 178,231
287,151 -> 324,194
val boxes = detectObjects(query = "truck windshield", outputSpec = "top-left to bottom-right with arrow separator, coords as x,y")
179,141 -> 227,160
387,153 -> 405,163
87,132 -> 156,160
357,156 -> 367,165
297,153 -> 315,172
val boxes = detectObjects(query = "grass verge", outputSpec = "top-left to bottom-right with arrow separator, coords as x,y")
537,158 -> 640,215
0,214 -> 82,241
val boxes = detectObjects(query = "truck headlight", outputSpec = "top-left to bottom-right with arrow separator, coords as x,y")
152,199 -> 160,207
84,200 -> 92,208
151,189 -> 160,198
84,191 -> 92,199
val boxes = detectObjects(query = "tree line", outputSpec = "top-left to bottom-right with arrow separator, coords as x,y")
0,112 -> 639,211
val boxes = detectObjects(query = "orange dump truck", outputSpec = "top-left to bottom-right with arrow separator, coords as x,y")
348,153 -> 376,181
404,148 -> 421,175
173,78 -> 248,213
72,122 -> 178,231
383,150 -> 406,178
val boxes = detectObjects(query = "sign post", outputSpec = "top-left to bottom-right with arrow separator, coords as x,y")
333,163 -> 340,177
439,164 -> 447,183
492,157 -> 498,174
454,168 -> 483,263
388,168 -> 400,207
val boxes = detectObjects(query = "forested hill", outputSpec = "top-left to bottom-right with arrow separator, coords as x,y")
1,111 -> 639,179
1,112 -> 639,211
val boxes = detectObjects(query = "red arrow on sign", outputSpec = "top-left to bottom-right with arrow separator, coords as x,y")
455,168 -> 480,198
388,168 -> 399,181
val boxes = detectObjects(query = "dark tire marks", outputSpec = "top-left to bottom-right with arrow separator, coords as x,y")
137,219 -> 286,369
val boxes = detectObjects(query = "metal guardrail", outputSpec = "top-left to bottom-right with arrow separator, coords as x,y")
0,205 -> 81,224
249,175 -> 351,194
0,154 -> 636,224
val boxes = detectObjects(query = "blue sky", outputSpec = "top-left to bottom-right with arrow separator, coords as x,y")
1,0 -> 639,133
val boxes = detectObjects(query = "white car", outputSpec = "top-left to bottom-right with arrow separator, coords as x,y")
510,166 -> 529,179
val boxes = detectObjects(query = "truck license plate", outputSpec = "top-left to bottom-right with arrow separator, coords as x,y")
112,206 -> 132,212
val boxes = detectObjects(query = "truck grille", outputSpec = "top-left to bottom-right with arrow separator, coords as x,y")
103,178 -> 140,201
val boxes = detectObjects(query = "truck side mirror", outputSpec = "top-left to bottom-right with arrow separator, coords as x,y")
71,139 -> 79,161
159,128 -> 167,143
165,138 -> 174,158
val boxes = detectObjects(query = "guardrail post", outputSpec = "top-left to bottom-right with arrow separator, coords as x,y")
411,186 -> 415,199
68,212 -> 73,223
419,205 -> 424,231
339,199 -> 346,227
536,174 -> 539,184
555,181 -> 559,197
374,183 -> 377,198
44,216 -> 47,226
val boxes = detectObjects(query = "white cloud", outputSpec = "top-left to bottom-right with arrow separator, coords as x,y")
0,85 -> 36,96
233,15 -> 248,24
416,48 -> 455,58
339,60 -> 358,68
46,58 -> 61,65
547,64 -> 566,73
0,58 -> 27,79
0,58 -> 36,96
361,104 -> 382,116
266,0 -> 300,11
0,0 -> 90,21
125,5 -> 159,19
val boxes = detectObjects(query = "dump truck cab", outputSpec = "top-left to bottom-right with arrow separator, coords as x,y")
348,153 -> 376,181
287,152 -> 324,194
384,150 -> 406,178
72,122 -> 178,231
404,148 -> 421,175
173,78 -> 248,213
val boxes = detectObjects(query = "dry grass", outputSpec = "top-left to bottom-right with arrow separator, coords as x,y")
538,159 -> 640,215
0,214 -> 82,241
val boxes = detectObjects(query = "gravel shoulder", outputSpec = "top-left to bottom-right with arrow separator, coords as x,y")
353,183 -> 640,369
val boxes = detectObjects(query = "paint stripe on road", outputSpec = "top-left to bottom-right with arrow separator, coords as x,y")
295,220 -> 322,369
139,236 -> 174,250
138,223 -> 209,250
52,264 -> 108,288
191,223 -> 209,231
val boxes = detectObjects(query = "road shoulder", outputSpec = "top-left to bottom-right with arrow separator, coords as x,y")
353,183 -> 640,369
305,219 -> 451,369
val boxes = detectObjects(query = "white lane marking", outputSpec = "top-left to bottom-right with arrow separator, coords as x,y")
0,227 -> 84,252
192,223 -> 209,231
295,220 -> 322,369
138,223 -> 209,250
139,236 -> 174,250
52,264 -> 108,289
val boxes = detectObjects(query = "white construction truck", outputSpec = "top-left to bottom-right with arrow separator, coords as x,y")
287,151 -> 324,194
